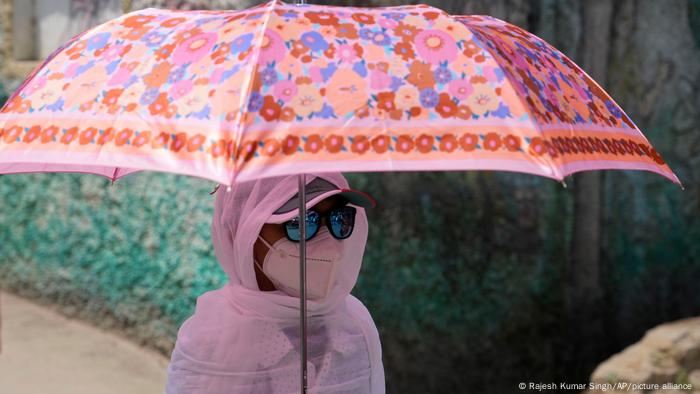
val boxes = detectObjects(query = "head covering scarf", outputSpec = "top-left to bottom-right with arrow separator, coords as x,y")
165,172 -> 384,394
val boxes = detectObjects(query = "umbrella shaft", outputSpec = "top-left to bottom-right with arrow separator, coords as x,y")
298,173 -> 308,394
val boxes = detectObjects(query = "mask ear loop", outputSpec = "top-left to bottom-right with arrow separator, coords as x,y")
253,234 -> 284,290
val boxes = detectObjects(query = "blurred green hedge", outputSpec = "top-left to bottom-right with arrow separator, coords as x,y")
0,172 -> 226,349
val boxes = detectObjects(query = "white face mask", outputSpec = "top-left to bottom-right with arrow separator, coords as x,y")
254,228 -> 344,300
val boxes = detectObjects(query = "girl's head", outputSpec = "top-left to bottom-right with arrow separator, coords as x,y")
211,173 -> 374,306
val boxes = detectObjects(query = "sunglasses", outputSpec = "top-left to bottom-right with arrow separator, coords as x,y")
284,206 -> 357,242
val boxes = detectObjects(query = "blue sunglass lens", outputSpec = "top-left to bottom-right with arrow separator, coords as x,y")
329,207 -> 355,239
285,211 -> 320,241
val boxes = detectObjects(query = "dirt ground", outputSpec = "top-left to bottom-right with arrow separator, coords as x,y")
0,291 -> 169,394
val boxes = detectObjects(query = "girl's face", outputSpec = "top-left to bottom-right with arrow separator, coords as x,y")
253,195 -> 347,291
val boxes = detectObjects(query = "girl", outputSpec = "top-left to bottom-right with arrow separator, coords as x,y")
165,172 -> 385,393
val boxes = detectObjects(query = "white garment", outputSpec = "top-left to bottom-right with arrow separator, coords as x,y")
165,173 -> 385,393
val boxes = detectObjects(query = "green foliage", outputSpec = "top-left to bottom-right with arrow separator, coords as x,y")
0,172 -> 228,347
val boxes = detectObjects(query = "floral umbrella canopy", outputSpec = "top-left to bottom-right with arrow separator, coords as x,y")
0,0 -> 683,189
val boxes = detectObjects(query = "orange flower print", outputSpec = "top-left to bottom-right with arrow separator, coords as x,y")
161,17 -> 185,28
435,93 -> 457,118
144,62 -> 173,88
456,105 -> 473,120
323,43 -> 336,59
186,134 -> 206,152
351,13 -> 375,25
459,133 -> 478,151
423,11 -> 441,20
393,42 -> 415,62
3,96 -> 31,113
389,109 -> 403,120
409,107 -> 422,118
528,137 -> 546,156
114,128 -> 133,146
148,93 -> 170,116
155,44 -> 176,61
41,126 -> 59,143
79,101 -> 95,112
240,140 -> 257,162
416,134 -> 434,153
482,132 -> 502,151
351,135 -> 370,155
224,139 -> 236,161
282,135 -> 300,155
334,23 -> 358,39
439,134 -> 458,153
406,61 -> 435,90
290,39 -> 310,58
650,148 -> 665,165
151,131 -> 169,149
304,134 -> 323,154
260,96 -> 281,121
173,28 -> 203,45
66,40 -> 87,57
60,127 -> 79,145
23,125 -> 41,143
396,135 -> 414,154
305,11 -> 339,26
324,134 -> 344,153
3,125 -> 22,143
170,132 -> 187,152
132,131 -> 151,148
469,75 -> 488,85
280,107 -> 296,122
261,139 -> 281,156
210,139 -> 226,158
122,14 -> 155,28
504,135 -> 521,152
125,26 -> 150,41
79,127 -> 98,145
376,92 -> 396,112
394,23 -> 419,42
462,40 -> 481,58
371,135 -> 390,153
211,42 -> 230,62
102,88 -> 123,106
356,105 -> 370,119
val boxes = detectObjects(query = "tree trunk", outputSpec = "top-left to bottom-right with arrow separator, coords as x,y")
567,0 -> 613,375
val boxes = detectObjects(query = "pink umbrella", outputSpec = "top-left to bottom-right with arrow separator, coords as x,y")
0,1 -> 684,392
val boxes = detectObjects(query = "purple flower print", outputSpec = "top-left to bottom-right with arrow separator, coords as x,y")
140,88 -> 160,105
419,88 -> 439,108
247,92 -> 264,112
260,68 -> 278,86
300,31 -> 328,52
434,66 -> 452,84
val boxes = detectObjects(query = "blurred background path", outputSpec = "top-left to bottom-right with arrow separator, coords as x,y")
0,291 -> 168,394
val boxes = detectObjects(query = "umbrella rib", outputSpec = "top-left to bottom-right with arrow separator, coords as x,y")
229,2 -> 278,185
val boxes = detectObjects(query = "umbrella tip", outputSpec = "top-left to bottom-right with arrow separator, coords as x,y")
559,179 -> 567,189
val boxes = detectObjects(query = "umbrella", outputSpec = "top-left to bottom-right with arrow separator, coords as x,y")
0,1 -> 684,392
